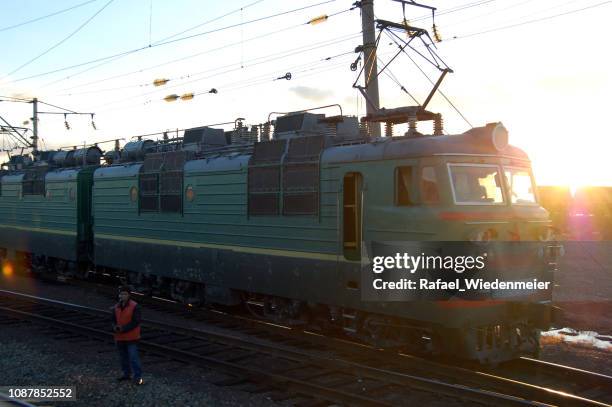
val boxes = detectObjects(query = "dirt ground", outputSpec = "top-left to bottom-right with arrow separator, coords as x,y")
552,241 -> 612,337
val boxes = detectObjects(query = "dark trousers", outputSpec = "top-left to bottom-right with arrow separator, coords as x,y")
116,341 -> 142,379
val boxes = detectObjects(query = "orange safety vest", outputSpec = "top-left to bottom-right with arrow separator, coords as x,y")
114,299 -> 141,342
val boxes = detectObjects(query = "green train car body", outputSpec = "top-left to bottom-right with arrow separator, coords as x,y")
0,167 -> 95,263
91,125 -> 553,337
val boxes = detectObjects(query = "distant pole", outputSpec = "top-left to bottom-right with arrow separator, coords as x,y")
31,97 -> 39,155
361,0 -> 381,137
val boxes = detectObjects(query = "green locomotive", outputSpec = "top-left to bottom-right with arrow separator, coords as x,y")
0,109 -> 559,363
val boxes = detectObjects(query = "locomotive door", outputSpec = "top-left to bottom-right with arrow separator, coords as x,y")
343,172 -> 362,261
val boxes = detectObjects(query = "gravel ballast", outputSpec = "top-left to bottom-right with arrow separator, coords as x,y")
0,321 -> 285,407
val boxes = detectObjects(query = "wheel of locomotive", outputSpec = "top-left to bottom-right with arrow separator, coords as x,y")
30,254 -> 47,275
126,271 -> 151,296
54,258 -> 66,275
516,322 -> 540,358
243,293 -> 267,318
363,315 -> 387,347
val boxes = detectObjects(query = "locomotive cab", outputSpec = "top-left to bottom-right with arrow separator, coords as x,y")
323,114 -> 559,363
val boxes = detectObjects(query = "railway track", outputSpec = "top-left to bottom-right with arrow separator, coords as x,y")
92,281 -> 612,407
1,289 -> 610,406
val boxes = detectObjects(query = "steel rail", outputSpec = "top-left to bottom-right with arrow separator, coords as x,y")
0,289 -> 544,407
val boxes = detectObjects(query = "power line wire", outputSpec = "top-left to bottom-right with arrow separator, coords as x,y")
4,0 -> 115,77
47,23 -> 303,92
7,0 -> 337,84
405,0 -> 497,24
38,100 -> 78,114
153,0 -> 265,44
441,0 -> 536,29
96,52 -> 357,113
57,31 -> 360,98
0,0 -> 99,33
91,43 -> 358,111
46,4 -> 355,95
39,0 -> 268,89
451,0 -> 612,40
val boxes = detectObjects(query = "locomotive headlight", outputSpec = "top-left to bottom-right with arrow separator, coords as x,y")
491,122 -> 509,151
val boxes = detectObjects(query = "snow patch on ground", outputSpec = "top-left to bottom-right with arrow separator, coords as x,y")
542,328 -> 612,350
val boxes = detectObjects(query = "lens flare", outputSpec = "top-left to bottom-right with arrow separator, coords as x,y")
2,261 -> 14,278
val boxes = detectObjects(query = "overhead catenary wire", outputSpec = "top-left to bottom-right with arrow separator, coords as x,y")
96,50 -> 358,113
32,0 -> 485,92
38,0 -> 468,93
39,0 -> 269,89
86,42 -> 358,111
44,3 -> 354,93
449,0 -> 612,41
95,52 -> 361,113
9,0 -> 599,140
99,47 -> 398,116
445,0 -> 581,31
441,0 -> 536,30
0,0 -> 99,33
4,0 -> 116,77
6,0 -> 339,84
57,31 -> 361,99
152,0 -> 265,45
401,0 -> 498,25
38,100 -> 79,114
46,23 -> 306,92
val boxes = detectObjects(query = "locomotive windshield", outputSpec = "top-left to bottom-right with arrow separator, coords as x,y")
504,167 -> 537,204
448,164 -> 538,205
448,164 -> 504,205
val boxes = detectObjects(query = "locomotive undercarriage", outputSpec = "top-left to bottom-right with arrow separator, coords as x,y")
1,249 -> 542,363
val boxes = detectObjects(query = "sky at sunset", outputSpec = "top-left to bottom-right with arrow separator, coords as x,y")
1,0 -> 610,187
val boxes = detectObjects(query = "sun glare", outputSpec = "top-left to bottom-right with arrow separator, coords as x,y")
569,185 -> 578,197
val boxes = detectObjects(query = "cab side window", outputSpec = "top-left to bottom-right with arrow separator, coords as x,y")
421,166 -> 440,204
395,166 -> 413,206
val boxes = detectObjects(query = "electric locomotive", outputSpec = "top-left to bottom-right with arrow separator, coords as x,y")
0,107 -> 560,363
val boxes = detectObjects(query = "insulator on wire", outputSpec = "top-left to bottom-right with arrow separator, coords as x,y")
308,14 -> 328,25
350,55 -> 361,72
432,23 -> 442,43
90,113 -> 97,130
64,113 -> 70,130
180,93 -> 194,101
153,78 -> 170,86
275,72 -> 292,81
164,94 -> 179,102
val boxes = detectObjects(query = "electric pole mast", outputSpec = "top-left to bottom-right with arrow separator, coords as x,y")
31,97 -> 39,156
360,0 -> 381,137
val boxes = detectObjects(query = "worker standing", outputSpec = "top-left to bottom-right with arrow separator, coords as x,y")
111,286 -> 144,385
